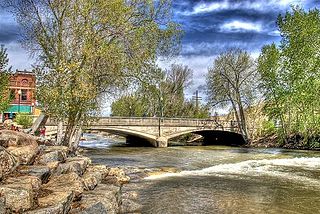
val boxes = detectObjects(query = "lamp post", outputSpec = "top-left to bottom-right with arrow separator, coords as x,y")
18,89 -> 22,113
31,102 -> 34,115
158,85 -> 163,137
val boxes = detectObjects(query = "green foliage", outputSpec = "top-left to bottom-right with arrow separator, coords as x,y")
7,0 -> 181,146
0,45 -> 11,113
260,120 -> 276,136
15,113 -> 33,128
258,7 -> 320,140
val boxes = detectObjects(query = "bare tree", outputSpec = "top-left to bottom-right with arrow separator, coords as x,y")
206,49 -> 258,140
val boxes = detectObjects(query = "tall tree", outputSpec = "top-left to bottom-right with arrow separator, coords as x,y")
258,7 -> 320,142
6,0 -> 181,149
0,45 -> 12,114
206,49 -> 258,139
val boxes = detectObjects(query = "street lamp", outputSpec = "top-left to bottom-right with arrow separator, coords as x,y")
17,89 -> 22,113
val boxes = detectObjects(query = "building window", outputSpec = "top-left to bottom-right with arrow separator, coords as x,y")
21,79 -> 28,86
21,89 -> 27,101
10,89 -> 15,100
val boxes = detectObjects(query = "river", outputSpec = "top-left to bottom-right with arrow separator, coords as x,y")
80,134 -> 320,214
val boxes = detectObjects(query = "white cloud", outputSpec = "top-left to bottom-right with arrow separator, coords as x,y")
268,30 -> 281,36
183,0 -> 305,15
220,20 -> 262,32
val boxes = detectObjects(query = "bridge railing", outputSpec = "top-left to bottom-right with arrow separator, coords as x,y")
91,117 -> 241,132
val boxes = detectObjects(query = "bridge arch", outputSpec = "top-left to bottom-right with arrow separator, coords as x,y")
165,129 -> 246,146
86,127 -> 158,147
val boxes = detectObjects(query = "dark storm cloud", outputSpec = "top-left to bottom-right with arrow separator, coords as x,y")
0,8 -> 20,43
172,0 -> 318,57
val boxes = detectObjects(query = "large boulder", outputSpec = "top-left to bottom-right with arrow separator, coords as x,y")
54,156 -> 91,176
0,130 -> 37,147
83,165 -> 109,191
7,144 -> 39,165
37,191 -> 74,214
0,146 -> 18,180
42,172 -> 84,198
74,184 -> 120,214
0,183 -> 34,212
18,165 -> 51,183
36,150 -> 67,165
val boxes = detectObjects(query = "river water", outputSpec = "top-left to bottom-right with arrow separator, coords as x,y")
80,134 -> 320,214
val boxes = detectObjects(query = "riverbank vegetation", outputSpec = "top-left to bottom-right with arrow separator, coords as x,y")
257,7 -> 320,148
206,7 -> 320,149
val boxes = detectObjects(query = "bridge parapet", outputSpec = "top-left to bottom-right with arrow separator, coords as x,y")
46,117 -> 242,147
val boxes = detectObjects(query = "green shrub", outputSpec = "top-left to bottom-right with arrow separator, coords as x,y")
15,113 -> 33,128
260,120 -> 276,136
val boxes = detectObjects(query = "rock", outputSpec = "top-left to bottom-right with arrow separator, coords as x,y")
7,144 -> 39,165
0,130 -> 37,147
105,167 -> 130,185
54,156 -> 91,176
120,199 -> 142,214
18,165 -> 51,183
37,191 -> 74,214
77,184 -> 120,214
78,202 -> 107,214
36,150 -> 66,165
0,197 -> 5,214
42,172 -> 84,198
5,175 -> 41,190
0,183 -> 34,212
0,146 -> 18,180
83,165 -> 109,190
24,204 -> 64,214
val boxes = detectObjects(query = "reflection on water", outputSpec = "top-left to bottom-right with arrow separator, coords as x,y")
80,134 -> 320,214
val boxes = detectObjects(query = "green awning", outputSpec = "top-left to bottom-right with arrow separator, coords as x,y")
4,105 -> 31,113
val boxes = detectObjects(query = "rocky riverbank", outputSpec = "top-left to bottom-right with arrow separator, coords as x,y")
247,134 -> 320,150
0,130 -> 141,214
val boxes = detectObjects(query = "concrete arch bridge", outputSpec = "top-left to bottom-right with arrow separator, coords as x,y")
83,117 -> 246,147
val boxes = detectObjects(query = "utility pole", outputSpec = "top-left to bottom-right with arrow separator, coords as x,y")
192,90 -> 202,116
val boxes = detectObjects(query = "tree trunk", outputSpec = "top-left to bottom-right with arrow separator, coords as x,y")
69,127 -> 82,153
56,121 -> 64,145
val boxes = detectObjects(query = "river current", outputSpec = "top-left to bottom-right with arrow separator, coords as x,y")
80,134 -> 320,214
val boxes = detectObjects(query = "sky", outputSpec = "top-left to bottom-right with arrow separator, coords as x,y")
0,0 -> 319,114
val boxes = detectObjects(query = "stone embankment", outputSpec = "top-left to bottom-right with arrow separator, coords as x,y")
0,130 -> 140,214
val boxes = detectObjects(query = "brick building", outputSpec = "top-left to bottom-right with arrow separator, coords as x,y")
1,70 -> 36,121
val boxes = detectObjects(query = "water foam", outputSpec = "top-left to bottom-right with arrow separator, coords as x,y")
145,157 -> 320,186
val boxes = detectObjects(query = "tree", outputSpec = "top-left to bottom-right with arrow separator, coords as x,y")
6,0 -> 181,150
0,45 -> 11,114
111,64 -> 209,118
206,49 -> 258,139
258,7 -> 320,143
